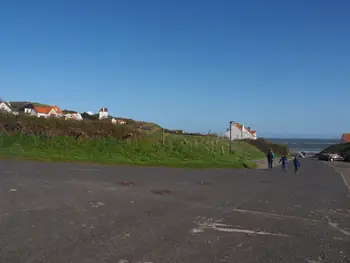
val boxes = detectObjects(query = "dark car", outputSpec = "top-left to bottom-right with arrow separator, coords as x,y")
318,153 -> 344,162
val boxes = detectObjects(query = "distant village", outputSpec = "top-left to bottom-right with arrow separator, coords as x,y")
0,100 -> 262,140
0,100 -> 126,125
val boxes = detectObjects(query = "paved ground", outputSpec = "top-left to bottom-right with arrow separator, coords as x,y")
326,160 -> 350,194
0,159 -> 350,263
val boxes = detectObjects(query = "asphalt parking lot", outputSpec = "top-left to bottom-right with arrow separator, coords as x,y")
0,159 -> 349,263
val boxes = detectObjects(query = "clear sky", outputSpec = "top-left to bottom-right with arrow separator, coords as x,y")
1,0 -> 349,138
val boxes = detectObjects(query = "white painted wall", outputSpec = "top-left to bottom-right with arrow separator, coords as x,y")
243,129 -> 253,139
252,132 -> 257,139
24,108 -> 37,116
224,123 -> 257,140
224,124 -> 243,140
65,113 -> 83,121
0,102 -> 12,113
99,111 -> 108,120
37,113 -> 48,118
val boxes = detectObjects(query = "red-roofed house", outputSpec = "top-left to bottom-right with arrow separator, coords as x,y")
35,105 -> 63,118
341,133 -> 350,143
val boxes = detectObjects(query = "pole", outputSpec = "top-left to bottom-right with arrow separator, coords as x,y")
229,121 -> 233,154
162,128 -> 165,145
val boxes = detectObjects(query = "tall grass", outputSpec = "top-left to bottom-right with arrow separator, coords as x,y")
0,133 -> 264,169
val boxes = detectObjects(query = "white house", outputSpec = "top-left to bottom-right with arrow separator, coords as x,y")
18,103 -> 37,116
99,107 -> 108,120
24,107 -> 37,115
111,118 -> 126,125
224,122 -> 257,140
0,101 -> 12,113
65,112 -> 83,121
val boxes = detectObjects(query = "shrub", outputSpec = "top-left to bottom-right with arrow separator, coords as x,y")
321,142 -> 350,162
243,138 -> 288,156
0,113 -> 135,140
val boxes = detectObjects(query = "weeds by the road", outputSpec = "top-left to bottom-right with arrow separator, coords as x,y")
0,134 -> 265,169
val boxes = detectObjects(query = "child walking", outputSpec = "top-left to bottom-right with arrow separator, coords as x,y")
279,154 -> 288,172
293,155 -> 301,175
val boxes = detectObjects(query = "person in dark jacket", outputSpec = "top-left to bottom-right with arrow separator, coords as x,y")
279,154 -> 288,172
266,149 -> 275,169
293,155 -> 301,174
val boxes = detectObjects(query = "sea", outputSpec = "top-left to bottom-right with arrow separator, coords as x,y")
266,138 -> 340,153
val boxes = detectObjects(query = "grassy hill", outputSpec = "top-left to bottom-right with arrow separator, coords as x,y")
0,101 -> 287,168
0,133 -> 264,169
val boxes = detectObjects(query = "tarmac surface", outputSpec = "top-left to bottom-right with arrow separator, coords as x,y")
0,159 -> 350,263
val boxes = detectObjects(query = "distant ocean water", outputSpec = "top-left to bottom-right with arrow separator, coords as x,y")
266,138 -> 340,153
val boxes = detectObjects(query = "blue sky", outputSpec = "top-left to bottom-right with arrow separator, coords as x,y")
1,0 -> 349,138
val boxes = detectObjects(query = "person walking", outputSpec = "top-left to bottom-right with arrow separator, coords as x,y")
293,155 -> 301,175
279,153 -> 288,172
266,149 -> 275,169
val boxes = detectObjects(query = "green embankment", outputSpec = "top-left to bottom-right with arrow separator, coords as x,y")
320,142 -> 350,162
0,133 -> 265,169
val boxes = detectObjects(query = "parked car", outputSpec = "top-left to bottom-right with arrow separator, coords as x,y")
318,153 -> 344,161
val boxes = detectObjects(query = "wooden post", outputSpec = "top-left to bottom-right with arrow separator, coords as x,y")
229,121 -> 233,154
162,128 -> 165,145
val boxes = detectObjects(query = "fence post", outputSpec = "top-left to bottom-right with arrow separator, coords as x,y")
162,128 -> 165,145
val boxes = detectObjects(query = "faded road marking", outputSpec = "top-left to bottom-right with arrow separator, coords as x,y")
326,216 -> 350,237
21,205 -> 49,212
232,208 -> 324,224
191,228 -> 204,234
325,163 -> 350,193
339,170 -> 350,193
9,188 -> 18,192
193,220 -> 292,238
69,168 -> 99,172
90,201 -> 105,208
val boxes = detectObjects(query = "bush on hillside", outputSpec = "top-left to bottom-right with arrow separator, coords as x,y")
0,113 -> 136,140
243,138 -> 288,156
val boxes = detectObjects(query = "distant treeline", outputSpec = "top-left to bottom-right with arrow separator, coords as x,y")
164,129 -> 219,137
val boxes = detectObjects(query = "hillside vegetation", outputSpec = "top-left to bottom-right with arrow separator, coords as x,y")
243,138 -> 289,156
0,133 -> 264,168
0,113 -> 135,140
320,142 -> 350,162
0,111 -> 287,168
